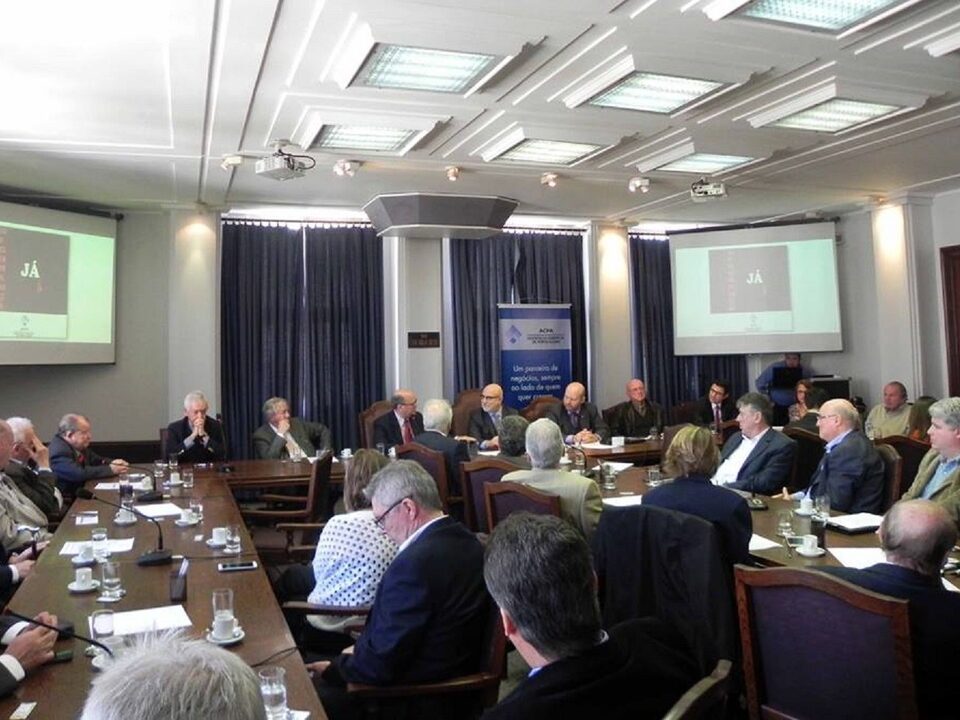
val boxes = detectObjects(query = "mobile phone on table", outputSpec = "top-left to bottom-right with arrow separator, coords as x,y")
217,560 -> 258,573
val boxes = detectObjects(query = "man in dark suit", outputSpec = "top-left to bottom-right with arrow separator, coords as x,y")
482,513 -> 698,720
252,397 -> 332,459
164,391 -> 227,463
468,384 -> 518,450
605,379 -> 662,439
414,399 -> 470,496
4,417 -> 62,518
804,398 -> 884,513
817,499 -> 960,719
546,382 -> 610,444
0,612 -> 60,698
714,392 -> 796,495
372,389 -> 424,449
692,379 -> 737,428
309,460 -> 489,719
49,413 -> 127,495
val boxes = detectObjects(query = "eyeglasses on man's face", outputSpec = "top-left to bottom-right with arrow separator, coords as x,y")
374,497 -> 408,527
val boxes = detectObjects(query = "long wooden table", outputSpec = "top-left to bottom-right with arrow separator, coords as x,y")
211,457 -> 344,489
0,473 -> 327,718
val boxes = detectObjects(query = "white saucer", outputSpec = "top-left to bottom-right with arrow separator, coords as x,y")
221,546 -> 241,555
174,518 -> 199,528
794,509 -> 814,517
113,514 -> 137,526
68,579 -> 101,594
168,479 -> 184,487
797,547 -> 826,558
205,538 -> 226,549
72,555 -> 97,567
205,627 -> 245,646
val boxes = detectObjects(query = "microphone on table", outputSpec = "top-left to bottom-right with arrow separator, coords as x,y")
75,489 -> 172,567
4,610 -> 114,657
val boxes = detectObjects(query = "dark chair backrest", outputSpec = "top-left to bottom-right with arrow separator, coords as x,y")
358,400 -> 394,449
877,435 -> 930,490
662,658 -> 733,720
782,426 -> 826,492
484,481 -> 561,531
520,395 -> 560,422
735,566 -> 917,720
461,457 -> 517,532
395,442 -> 451,511
876,443 -> 904,513
662,423 -> 692,455
305,451 -> 334,522
159,427 -> 171,458
451,388 -> 482,437
671,401 -> 701,426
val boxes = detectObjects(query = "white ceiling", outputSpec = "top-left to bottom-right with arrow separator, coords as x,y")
2,0 -> 960,225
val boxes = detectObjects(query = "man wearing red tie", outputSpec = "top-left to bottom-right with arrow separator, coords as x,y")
373,389 -> 425,450
693,380 -> 737,431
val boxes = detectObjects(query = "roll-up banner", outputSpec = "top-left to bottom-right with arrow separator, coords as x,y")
498,304 -> 572,410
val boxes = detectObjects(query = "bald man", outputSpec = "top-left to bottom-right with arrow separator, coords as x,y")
372,389 -> 425,450
467,384 -> 518,451
545,383 -> 610,445
818,500 -> 960,717
607,379 -> 664,439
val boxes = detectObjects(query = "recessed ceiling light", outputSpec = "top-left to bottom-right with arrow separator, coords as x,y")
731,0 -> 906,32
496,139 -> 602,165
771,97 -> 902,132
352,43 -> 500,93
589,72 -> 725,113
314,125 -> 417,153
657,153 -> 754,173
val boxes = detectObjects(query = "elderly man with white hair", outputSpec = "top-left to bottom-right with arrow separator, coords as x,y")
0,420 -> 52,552
501,418 -> 602,540
164,390 -> 227,462
4,416 -> 62,518
413,398 -> 470,496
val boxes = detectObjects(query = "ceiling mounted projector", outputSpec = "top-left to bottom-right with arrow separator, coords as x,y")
690,177 -> 726,202
255,141 -> 316,181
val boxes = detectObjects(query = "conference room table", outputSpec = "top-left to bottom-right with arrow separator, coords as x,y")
203,457 -> 345,490
0,473 -> 328,718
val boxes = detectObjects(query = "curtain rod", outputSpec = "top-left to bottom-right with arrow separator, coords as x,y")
637,216 -> 841,237
222,218 -> 372,227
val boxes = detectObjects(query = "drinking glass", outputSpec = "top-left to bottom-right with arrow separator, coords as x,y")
259,666 -> 288,720
646,466 -> 663,487
181,468 -> 195,489
101,560 -> 122,599
776,511 -> 793,538
225,524 -> 241,554
90,610 -> 115,658
153,461 -> 166,488
815,494 -> 831,518
91,527 -> 109,561
189,498 -> 203,522
212,588 -> 236,640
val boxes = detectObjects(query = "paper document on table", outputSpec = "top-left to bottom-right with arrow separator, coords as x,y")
94,481 -> 150,491
827,547 -> 884,569
93,605 -> 192,637
827,513 -> 883,532
60,538 -> 135,555
478,450 -> 500,457
600,461 -> 634,473
749,534 -> 781,551
75,513 -> 99,526
135,502 -> 185,518
580,442 -> 613,449
602,495 -> 643,507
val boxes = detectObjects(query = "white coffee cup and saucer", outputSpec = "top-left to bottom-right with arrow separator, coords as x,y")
175,510 -> 200,528
206,608 -> 244,646
205,625 -> 245,646
797,534 -> 826,558
69,567 -> 101,593
206,527 -> 228,548
73,543 -> 97,566
114,510 -> 137,526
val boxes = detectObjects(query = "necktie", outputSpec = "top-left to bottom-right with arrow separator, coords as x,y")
569,412 -> 580,431
402,418 -> 414,444
284,433 -> 304,459
714,404 -> 722,430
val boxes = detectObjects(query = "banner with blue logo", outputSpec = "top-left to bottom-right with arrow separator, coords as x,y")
498,304 -> 572,410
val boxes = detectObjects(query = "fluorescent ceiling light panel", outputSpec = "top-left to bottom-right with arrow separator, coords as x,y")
736,0 -> 904,32
496,139 -> 603,165
314,125 -> 417,152
634,139 -> 696,173
657,153 -> 754,173
771,97 -> 902,132
588,71 -> 725,113
925,29 -> 960,57
352,43 -> 499,93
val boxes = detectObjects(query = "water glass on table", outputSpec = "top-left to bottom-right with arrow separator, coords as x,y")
90,610 -> 115,658
101,560 -> 122,600
212,588 -> 237,641
225,524 -> 241,554
92,527 -> 109,561
181,468 -> 195,489
259,666 -> 289,719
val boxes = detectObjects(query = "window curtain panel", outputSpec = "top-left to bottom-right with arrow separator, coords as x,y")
629,234 -> 747,414
221,222 -> 305,458
301,225 -> 385,451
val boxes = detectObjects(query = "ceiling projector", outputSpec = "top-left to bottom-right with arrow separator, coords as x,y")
690,178 -> 726,202
255,153 -> 311,181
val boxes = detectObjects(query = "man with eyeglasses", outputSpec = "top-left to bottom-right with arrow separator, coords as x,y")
468,384 -> 518,451
372,389 -> 424,450
308,460 -> 489,719
784,398 -> 884,513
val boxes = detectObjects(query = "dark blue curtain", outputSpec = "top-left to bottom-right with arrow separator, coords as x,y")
449,231 -> 587,396
221,222 -> 305,458
629,234 -> 747,414
301,226 -> 384,450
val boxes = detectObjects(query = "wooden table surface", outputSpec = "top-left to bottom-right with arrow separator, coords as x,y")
200,458 -> 344,488
0,473 -> 327,718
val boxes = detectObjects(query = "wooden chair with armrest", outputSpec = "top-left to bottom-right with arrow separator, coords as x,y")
519,395 -> 560,422
735,565 -> 917,720
782,426 -> 826,493
461,457 -> 518,533
359,400 -> 395,449
395,442 -> 456,514
876,435 -> 929,490
875,443 -> 904,513
484,481 -> 561,531
451,388 -> 483,438
661,658 -> 732,720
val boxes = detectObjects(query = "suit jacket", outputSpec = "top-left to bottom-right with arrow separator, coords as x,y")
482,618 -> 699,720
324,516 -> 489,686
819,563 -> 960,719
719,429 -> 797,495
467,406 -> 519,444
0,474 -> 50,553
902,449 -> 960,529
252,417 -> 331,459
643,475 -> 753,565
808,431 -> 884,513
785,412 -> 820,433
692,397 -> 737,426
3,460 -> 61,518
164,416 -> 227,462
501,467 -> 602,541
413,430 -> 471,496
605,401 -> 662,440
49,434 -> 114,493
0,616 -> 21,698
372,410 -> 425,449
545,402 -> 611,444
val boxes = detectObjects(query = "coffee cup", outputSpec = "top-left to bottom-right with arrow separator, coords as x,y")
211,527 -> 227,545
75,567 -> 93,589
799,496 -> 814,514
212,614 -> 237,640
78,542 -> 95,561
612,436 -> 625,447
117,508 -> 136,524
180,509 -> 195,524
801,534 -> 818,553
